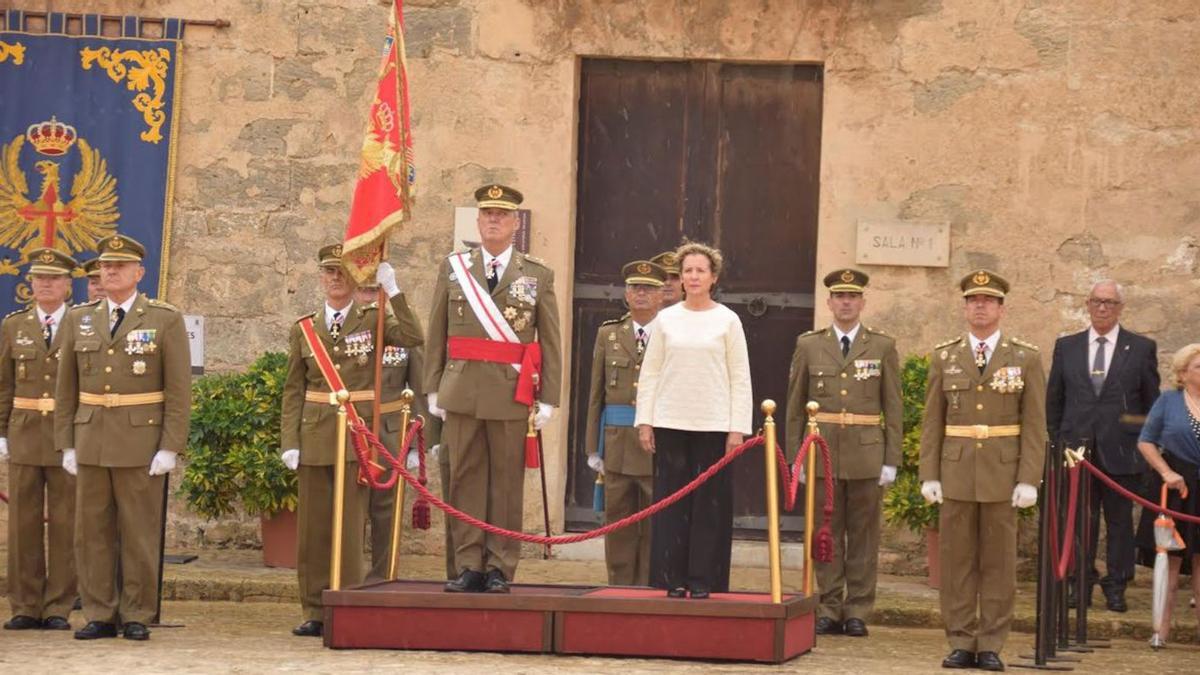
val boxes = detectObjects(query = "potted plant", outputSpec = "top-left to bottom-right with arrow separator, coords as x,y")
180,352 -> 298,568
882,355 -> 941,588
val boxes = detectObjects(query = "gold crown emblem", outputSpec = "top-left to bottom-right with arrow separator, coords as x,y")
662,252 -> 677,265
332,245 -> 342,257
109,238 -> 125,250
487,185 -> 504,200
636,263 -> 651,275
26,116 -> 77,156
38,251 -> 56,263
840,270 -> 855,283
972,271 -> 990,286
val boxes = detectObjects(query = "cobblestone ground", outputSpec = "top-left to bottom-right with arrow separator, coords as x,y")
2,598 -> 1198,674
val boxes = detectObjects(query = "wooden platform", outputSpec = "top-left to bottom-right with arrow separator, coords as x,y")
323,580 -> 817,663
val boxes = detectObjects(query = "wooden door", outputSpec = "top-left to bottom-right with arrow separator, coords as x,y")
566,59 -> 823,537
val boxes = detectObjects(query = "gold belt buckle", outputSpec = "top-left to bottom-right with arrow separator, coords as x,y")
840,412 -> 852,426
973,424 -> 989,440
104,393 -> 122,408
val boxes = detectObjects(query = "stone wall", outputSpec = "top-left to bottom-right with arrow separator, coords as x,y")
3,0 -> 1196,555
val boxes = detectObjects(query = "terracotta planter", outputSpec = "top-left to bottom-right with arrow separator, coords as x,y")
925,528 -> 941,590
261,509 -> 298,569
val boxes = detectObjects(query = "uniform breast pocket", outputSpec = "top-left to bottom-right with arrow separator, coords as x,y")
807,366 -> 834,401
606,356 -> 631,391
449,293 -> 470,326
74,340 -> 102,374
12,348 -> 37,379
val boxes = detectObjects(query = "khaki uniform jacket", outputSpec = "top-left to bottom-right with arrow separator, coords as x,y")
280,294 -> 424,466
0,307 -> 67,465
424,248 -> 562,420
584,315 -> 651,477
785,326 -> 903,480
919,333 -> 1048,503
54,294 -> 192,467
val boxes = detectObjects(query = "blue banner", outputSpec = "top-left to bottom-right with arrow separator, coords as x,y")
0,11 -> 183,310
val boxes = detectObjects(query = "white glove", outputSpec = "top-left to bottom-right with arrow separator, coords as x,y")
376,262 -> 400,298
62,449 -> 78,476
533,402 -> 554,430
406,448 -> 420,470
0,437 -> 8,462
1012,482 -> 1038,508
430,444 -> 441,460
879,464 -> 897,487
427,393 -> 446,420
148,450 -> 178,476
921,480 -> 944,504
797,466 -> 806,484
281,449 -> 300,471
587,453 -> 604,475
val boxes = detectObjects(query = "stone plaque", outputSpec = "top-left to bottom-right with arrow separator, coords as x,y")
184,314 -> 204,375
855,221 -> 949,267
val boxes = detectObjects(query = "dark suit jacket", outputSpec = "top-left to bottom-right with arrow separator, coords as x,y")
1046,327 -> 1160,475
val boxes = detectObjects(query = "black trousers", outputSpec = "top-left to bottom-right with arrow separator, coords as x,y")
1084,468 -> 1140,589
649,428 -> 733,592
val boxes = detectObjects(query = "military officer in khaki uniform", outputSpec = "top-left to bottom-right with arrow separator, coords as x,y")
279,245 -> 424,637
81,257 -> 105,302
785,268 -> 902,637
351,282 -> 446,583
649,251 -> 681,308
585,260 -> 665,586
54,234 -> 191,641
425,184 -> 562,593
1,249 -> 79,631
919,270 -> 1046,672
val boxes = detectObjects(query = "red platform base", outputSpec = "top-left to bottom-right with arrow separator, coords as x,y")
323,580 -> 817,663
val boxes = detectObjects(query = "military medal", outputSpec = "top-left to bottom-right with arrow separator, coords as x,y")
990,366 -> 1024,394
16,362 -> 26,378
15,331 -> 33,347
854,359 -> 881,381
125,329 -> 158,355
79,314 -> 95,337
132,360 -> 147,375
382,346 -> 408,366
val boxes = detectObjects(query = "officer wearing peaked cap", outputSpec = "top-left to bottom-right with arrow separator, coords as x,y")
54,234 -> 191,641
279,243 -> 424,637
1,248 -> 79,631
80,258 -> 105,302
785,268 -> 902,638
584,260 -> 665,586
649,251 -> 681,308
918,269 -> 1046,671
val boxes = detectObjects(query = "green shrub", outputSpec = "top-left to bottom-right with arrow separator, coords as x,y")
883,354 -> 938,533
180,351 -> 296,519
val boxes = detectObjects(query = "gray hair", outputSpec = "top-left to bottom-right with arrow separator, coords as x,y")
1089,279 -> 1124,303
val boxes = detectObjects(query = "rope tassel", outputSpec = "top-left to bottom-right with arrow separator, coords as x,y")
525,409 -> 541,468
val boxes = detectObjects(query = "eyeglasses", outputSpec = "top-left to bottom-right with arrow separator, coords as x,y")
1086,298 -> 1122,309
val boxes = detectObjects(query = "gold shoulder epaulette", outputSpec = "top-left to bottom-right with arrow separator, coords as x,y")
599,317 -> 623,328
1011,337 -> 1040,351
3,307 -> 27,319
523,253 -> 548,267
934,336 -> 962,349
147,298 -> 179,312
866,325 -> 890,336
294,311 -> 318,323
797,328 -> 822,339
70,299 -> 102,311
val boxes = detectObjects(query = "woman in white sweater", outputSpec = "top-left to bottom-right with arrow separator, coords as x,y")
635,241 -> 753,598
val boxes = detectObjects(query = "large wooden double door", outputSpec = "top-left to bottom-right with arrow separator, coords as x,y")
566,59 -> 824,536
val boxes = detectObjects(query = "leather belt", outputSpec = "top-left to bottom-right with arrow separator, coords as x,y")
79,391 -> 166,408
944,424 -> 1021,440
814,411 -> 881,427
304,389 -> 375,405
13,397 -> 55,413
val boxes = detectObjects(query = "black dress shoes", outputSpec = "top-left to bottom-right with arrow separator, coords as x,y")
941,649 -> 975,669
74,621 -> 118,640
42,616 -> 71,630
842,618 -> 868,637
688,586 -> 710,600
123,622 -> 150,641
1102,586 -> 1127,613
3,615 -> 41,630
292,620 -> 323,637
666,587 -> 688,598
444,570 -> 486,593
815,616 -> 843,635
976,651 -> 1005,671
484,569 -> 510,594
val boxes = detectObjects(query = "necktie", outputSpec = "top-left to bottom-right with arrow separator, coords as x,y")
330,311 -> 343,340
975,341 -> 988,372
110,307 -> 125,337
840,335 -> 851,358
42,316 -> 53,347
1091,336 -> 1108,395
636,327 -> 647,354
487,259 -> 501,292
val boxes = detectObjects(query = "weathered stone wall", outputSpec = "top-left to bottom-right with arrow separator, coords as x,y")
6,1 -> 1196,555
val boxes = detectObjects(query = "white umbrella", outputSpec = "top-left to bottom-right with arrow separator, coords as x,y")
1150,485 -> 1185,649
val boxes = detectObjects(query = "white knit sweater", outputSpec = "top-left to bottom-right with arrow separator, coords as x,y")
634,302 -> 753,435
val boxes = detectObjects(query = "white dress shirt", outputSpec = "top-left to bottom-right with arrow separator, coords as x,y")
106,293 -> 139,332
834,323 -> 861,352
36,304 -> 67,341
968,330 -> 1002,366
482,245 -> 514,282
325,301 -> 353,332
1087,324 -> 1120,375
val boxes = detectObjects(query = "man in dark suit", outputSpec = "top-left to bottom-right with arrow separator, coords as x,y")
1046,280 -> 1160,612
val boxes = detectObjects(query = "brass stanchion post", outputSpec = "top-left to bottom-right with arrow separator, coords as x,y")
803,401 -> 820,597
387,389 -> 415,580
762,400 -> 784,603
330,389 -> 350,591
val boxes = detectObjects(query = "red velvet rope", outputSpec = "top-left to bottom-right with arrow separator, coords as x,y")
1050,464 -> 1081,580
348,416 -> 425,491
772,433 -> 836,563
347,421 -> 765,546
1080,459 -> 1200,525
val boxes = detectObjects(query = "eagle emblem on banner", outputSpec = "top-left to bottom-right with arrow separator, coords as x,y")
0,116 -> 119,272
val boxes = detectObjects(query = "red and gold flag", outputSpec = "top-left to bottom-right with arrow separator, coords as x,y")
342,1 -> 414,283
